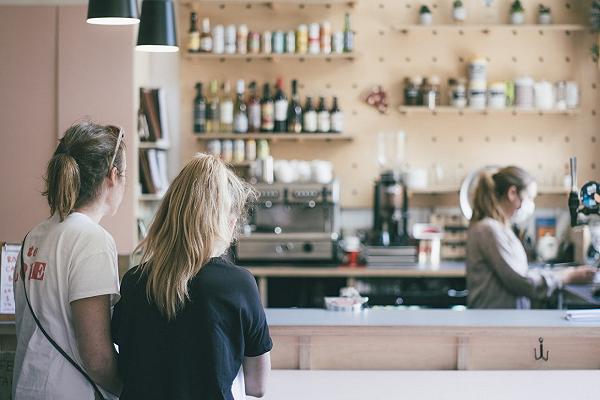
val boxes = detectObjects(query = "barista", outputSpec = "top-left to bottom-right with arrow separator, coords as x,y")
466,166 -> 595,309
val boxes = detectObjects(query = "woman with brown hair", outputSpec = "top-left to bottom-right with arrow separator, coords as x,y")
467,166 -> 595,309
112,153 -> 272,400
13,121 -> 126,399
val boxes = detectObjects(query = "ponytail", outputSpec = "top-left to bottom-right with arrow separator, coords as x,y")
471,171 -> 504,225
44,154 -> 81,222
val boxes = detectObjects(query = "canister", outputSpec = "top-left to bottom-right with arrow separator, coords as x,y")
245,139 -> 257,161
296,24 -> 308,54
206,140 -> 221,157
468,57 -> 488,82
566,81 -> 579,109
320,21 -> 332,54
256,139 -> 270,159
308,23 -> 320,54
515,77 -> 534,109
449,78 -> 467,108
233,139 -> 245,163
468,80 -> 487,109
332,31 -> 344,54
261,31 -> 272,54
488,82 -> 507,109
248,31 -> 260,54
221,139 -> 233,162
225,24 -> 236,54
285,31 -> 296,53
272,30 -> 285,54
534,80 -> 554,110
236,24 -> 248,54
212,24 -> 225,54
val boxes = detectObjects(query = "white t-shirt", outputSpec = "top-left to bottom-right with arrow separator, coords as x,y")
12,212 -> 120,400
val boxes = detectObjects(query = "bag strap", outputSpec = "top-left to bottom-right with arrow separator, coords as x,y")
19,234 -> 106,400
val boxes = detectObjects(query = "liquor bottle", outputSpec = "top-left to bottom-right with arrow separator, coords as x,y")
303,97 -> 317,133
188,12 -> 200,53
199,18 -> 213,53
233,80 -> 248,133
247,81 -> 261,133
343,13 -> 354,53
261,83 -> 274,132
287,79 -> 303,133
329,96 -> 344,133
193,82 -> 206,134
317,97 -> 330,133
273,78 -> 288,132
206,80 -> 220,133
220,81 -> 234,132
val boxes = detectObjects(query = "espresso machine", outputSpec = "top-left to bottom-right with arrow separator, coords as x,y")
235,181 -> 340,264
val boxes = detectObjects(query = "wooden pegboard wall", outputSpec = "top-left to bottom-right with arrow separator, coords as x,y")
178,0 -> 599,208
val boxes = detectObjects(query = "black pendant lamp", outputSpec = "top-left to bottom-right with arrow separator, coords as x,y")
87,0 -> 139,25
136,0 -> 179,52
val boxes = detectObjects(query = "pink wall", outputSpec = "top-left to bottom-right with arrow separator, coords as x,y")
0,5 -> 137,253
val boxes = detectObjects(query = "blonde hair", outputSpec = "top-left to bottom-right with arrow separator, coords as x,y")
471,166 -> 534,225
136,153 -> 255,320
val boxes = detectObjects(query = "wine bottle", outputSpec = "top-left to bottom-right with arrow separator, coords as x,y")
273,77 -> 288,132
261,83 -> 274,132
330,96 -> 344,133
233,79 -> 248,133
317,96 -> 330,133
343,13 -> 354,53
247,81 -> 261,133
206,79 -> 220,133
303,97 -> 317,133
188,12 -> 200,53
199,18 -> 213,53
287,79 -> 303,133
193,82 -> 206,134
220,81 -> 234,132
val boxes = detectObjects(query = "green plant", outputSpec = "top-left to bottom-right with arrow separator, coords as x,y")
511,0 -> 525,13
453,0 -> 464,8
592,0 -> 600,32
420,5 -> 432,14
538,4 -> 551,14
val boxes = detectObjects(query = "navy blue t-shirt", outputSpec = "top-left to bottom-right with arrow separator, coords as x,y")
112,257 -> 272,400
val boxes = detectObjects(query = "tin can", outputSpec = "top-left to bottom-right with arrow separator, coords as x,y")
332,31 -> 344,54
212,24 -> 225,54
237,24 -> 248,55
225,25 -> 236,54
320,21 -> 331,54
285,31 -> 296,53
262,31 -> 272,54
296,24 -> 308,54
308,23 -> 320,54
272,30 -> 285,54
248,31 -> 261,54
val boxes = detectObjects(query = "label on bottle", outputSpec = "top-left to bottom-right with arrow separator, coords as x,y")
303,111 -> 317,132
188,32 -> 200,52
248,104 -> 261,131
200,37 -> 213,52
330,111 -> 344,133
194,103 -> 206,132
261,103 -> 274,130
220,101 -> 233,125
234,113 -> 248,133
318,111 -> 331,132
274,100 -> 288,122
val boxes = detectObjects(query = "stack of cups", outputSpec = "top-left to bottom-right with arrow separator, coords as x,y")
468,57 -> 487,109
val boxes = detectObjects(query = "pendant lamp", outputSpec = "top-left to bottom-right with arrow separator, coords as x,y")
87,0 -> 140,25
136,0 -> 179,52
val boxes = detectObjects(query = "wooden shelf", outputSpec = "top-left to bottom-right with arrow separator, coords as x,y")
181,0 -> 356,7
195,133 -> 354,142
185,52 -> 356,62
393,24 -> 587,34
138,141 -> 170,150
398,106 -> 580,116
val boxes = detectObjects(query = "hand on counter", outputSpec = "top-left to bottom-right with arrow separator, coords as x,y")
562,266 -> 597,285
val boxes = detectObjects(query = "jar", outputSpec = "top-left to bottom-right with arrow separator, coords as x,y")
488,82 -> 507,109
285,31 -> 296,53
320,21 -> 332,54
236,24 -> 248,54
248,31 -> 261,54
233,139 -> 245,163
404,77 -> 420,106
566,81 -> 579,109
468,80 -> 487,109
468,57 -> 488,82
225,25 -> 236,54
245,139 -> 257,161
296,24 -> 308,54
206,140 -> 221,157
424,76 -> 441,109
221,140 -> 233,162
256,139 -> 270,159
332,31 -> 344,54
534,80 -> 554,110
272,30 -> 285,54
448,78 -> 467,108
308,23 -> 320,54
555,81 -> 567,110
212,25 -> 225,54
261,31 -> 272,54
515,77 -> 534,109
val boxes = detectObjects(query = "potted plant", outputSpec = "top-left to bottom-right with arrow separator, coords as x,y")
453,0 -> 467,22
420,5 -> 433,26
510,0 -> 525,25
538,4 -> 552,25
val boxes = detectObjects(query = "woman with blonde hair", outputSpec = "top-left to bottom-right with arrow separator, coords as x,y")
467,165 -> 595,309
112,153 -> 272,400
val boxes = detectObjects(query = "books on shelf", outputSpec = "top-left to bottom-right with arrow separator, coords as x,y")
139,148 -> 169,195
139,87 -> 169,144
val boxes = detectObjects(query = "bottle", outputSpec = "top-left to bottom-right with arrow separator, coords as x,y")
273,78 -> 288,132
220,81 -> 234,132
317,97 -> 330,133
199,18 -> 213,53
343,13 -> 354,53
287,80 -> 303,133
193,82 -> 206,134
188,12 -> 200,53
260,83 -> 274,132
247,81 -> 261,133
206,80 -> 220,133
303,97 -> 317,133
233,80 -> 248,133
330,96 -> 343,133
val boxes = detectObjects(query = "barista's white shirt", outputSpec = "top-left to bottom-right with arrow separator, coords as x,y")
12,212 -> 120,400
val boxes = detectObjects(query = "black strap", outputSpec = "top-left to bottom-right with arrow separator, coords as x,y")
19,234 -> 106,400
